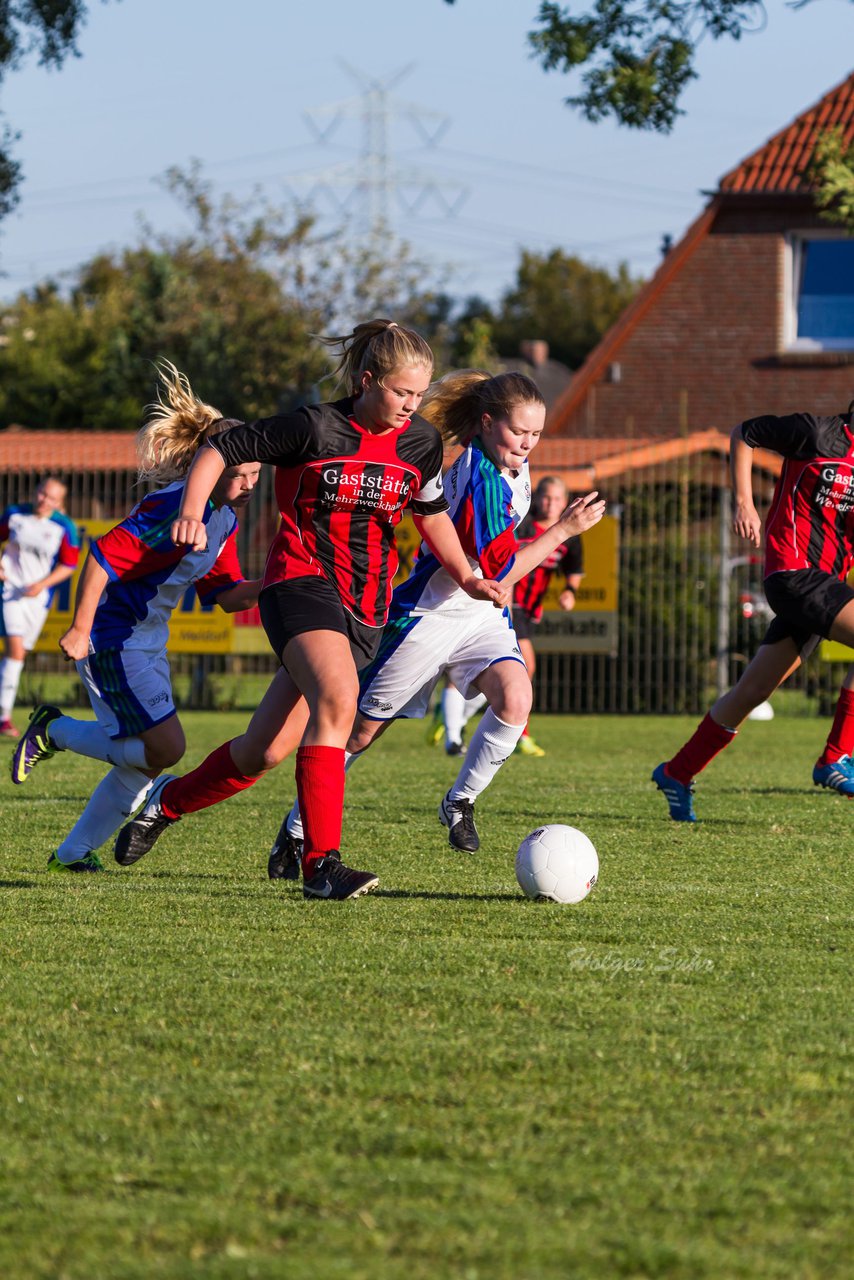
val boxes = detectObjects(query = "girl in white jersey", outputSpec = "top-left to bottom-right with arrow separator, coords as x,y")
274,370 -> 604,863
0,476 -> 80,737
10,365 -> 262,872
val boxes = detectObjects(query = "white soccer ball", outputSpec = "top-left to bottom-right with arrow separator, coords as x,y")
515,824 -> 599,904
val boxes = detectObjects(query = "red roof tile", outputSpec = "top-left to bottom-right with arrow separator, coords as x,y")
719,71 -> 854,195
528,431 -> 782,492
0,430 -> 137,472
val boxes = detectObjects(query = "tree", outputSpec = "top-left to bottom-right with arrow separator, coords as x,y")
445,1 -> 847,133
0,165 -> 454,428
808,127 -> 854,232
484,249 -> 643,370
0,2 -> 102,220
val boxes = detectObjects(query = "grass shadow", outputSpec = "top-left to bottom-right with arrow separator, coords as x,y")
374,888 -> 521,902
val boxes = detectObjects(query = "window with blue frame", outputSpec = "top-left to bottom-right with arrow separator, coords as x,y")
793,238 -> 854,349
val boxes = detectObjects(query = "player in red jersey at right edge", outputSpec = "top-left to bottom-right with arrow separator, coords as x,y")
654,403 -> 854,821
115,320 -> 505,897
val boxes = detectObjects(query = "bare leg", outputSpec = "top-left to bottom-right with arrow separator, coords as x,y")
710,638 -> 801,730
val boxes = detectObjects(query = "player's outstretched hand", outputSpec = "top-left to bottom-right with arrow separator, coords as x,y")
732,501 -> 761,547
59,626 -> 90,663
463,576 -> 510,608
170,517 -> 208,551
558,491 -> 606,537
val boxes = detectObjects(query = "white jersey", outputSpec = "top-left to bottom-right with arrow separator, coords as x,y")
391,439 -> 530,617
0,505 -> 80,601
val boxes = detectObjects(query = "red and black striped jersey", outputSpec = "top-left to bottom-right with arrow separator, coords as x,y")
742,412 -> 854,580
210,398 -> 447,627
512,516 -> 584,621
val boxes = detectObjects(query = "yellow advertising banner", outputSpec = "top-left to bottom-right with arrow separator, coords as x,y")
541,514 -> 618,613
820,641 -> 854,663
33,519 -> 236,656
530,514 -> 620,655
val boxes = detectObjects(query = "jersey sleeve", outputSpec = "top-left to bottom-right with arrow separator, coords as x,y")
195,522 -> 244,606
0,508 -> 10,542
208,411 -> 316,468
409,430 -> 449,517
90,489 -> 186,582
740,413 -> 837,460
464,456 -> 518,581
560,536 -> 584,576
54,514 -> 81,568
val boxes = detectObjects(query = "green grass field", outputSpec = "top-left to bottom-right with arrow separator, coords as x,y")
1,711 -> 850,1279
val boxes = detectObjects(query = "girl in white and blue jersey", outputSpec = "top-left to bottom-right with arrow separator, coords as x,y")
10,365 -> 262,872
0,477 -> 80,736
277,370 -> 604,861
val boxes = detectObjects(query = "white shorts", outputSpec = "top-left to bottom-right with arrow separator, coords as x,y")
359,608 -> 525,721
76,647 -> 176,740
1,592 -> 50,651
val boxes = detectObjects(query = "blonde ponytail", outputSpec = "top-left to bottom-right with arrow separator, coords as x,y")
136,362 -> 240,485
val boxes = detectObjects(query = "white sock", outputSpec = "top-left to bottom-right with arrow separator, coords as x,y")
0,657 -> 24,719
462,691 -> 487,726
286,749 -> 360,842
49,716 -> 148,768
442,685 -> 467,748
449,708 -> 525,803
55,766 -> 153,863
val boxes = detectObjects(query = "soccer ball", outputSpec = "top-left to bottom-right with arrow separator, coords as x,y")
515,825 -> 599,904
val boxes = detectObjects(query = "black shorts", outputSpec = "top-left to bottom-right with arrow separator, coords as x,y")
761,568 -> 854,653
512,607 -> 538,642
258,578 -> 383,671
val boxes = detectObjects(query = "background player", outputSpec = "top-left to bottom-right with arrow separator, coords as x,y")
511,474 -> 584,757
0,477 -> 79,737
10,365 -> 261,871
653,402 -> 854,822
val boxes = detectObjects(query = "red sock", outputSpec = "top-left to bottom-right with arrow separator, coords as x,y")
521,724 -> 530,738
160,741 -> 260,820
817,686 -> 854,766
666,713 -> 737,786
296,744 -> 345,877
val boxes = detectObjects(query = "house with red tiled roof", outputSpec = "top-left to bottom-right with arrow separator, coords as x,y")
546,72 -> 854,475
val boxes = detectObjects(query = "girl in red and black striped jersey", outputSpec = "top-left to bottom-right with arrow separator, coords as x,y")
512,476 -> 584,757
654,405 -> 854,822
115,321 -> 506,898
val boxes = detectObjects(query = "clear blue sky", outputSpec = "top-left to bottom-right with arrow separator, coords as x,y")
0,0 -> 851,306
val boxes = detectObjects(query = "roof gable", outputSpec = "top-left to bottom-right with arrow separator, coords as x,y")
719,70 -> 854,196
548,73 -> 854,437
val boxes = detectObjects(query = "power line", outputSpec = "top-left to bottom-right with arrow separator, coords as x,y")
293,62 -> 469,236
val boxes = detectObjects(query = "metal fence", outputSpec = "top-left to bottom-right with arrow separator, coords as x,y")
530,449 -> 841,719
4,446 -> 844,719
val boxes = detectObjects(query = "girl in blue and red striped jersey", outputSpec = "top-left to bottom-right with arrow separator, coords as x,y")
10,365 -> 262,870
115,322 -> 506,900
511,475 -> 584,757
653,404 -> 854,822
277,370 -> 604,858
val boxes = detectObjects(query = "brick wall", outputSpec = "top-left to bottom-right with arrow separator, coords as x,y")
554,202 -> 854,440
